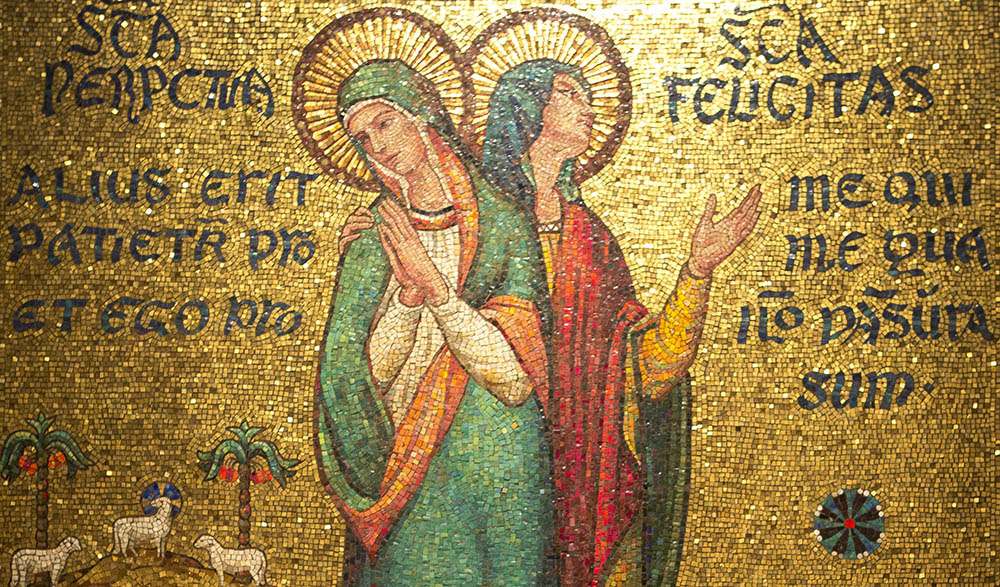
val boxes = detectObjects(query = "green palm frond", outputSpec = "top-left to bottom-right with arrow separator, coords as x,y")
0,431 -> 36,483
44,434 -> 94,478
2,413 -> 92,483
199,439 -> 248,480
28,413 -> 54,439
227,421 -> 265,448
248,440 -> 301,488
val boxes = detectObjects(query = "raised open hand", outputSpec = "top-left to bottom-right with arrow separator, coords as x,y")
377,198 -> 449,306
688,184 -> 763,279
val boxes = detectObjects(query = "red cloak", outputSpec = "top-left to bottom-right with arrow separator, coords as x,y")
549,201 -> 648,586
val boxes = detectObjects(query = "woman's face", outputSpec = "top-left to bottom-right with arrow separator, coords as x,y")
346,100 -> 428,176
539,73 -> 595,157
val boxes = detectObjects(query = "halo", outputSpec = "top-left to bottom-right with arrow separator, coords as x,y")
292,8 -> 472,192
140,480 -> 183,518
462,8 -> 632,184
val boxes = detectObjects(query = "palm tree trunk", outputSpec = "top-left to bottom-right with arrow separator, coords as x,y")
35,454 -> 49,548
235,461 -> 252,584
238,462 -> 251,546
34,452 -> 49,587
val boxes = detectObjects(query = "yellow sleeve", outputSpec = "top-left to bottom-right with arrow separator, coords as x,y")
538,232 -> 559,296
633,263 -> 711,400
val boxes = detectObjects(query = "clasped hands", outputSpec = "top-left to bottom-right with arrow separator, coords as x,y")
340,198 -> 449,307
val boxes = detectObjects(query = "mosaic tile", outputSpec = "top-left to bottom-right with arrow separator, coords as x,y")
1,1 -> 995,586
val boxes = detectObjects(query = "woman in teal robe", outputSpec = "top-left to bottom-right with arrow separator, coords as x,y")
480,59 -> 760,586
313,60 -> 556,586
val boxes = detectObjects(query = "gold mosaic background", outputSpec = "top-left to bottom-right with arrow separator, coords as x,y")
2,0 -> 996,584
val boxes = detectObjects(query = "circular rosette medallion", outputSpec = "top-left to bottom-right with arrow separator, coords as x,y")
813,488 -> 884,559
141,481 -> 182,518
463,7 -> 632,184
292,8 -> 472,191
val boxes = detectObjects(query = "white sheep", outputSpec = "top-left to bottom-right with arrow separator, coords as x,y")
194,534 -> 267,586
9,536 -> 81,587
110,495 -> 175,559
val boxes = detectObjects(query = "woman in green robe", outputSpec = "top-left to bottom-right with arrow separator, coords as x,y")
313,59 -> 555,586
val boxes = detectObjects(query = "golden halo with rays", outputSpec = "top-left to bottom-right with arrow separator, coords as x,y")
462,7 -> 632,185
292,8 -> 472,192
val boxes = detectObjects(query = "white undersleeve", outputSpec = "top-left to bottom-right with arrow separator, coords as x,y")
367,225 -> 531,423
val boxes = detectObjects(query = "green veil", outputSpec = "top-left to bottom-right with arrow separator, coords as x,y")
481,58 -> 590,207
338,59 -> 472,189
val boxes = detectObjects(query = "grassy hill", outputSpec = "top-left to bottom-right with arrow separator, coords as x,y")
61,547 -> 255,586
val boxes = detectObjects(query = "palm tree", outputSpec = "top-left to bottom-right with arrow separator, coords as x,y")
0,412 -> 93,549
198,420 -> 301,549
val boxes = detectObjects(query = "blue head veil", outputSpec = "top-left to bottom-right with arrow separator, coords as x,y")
481,59 -> 591,207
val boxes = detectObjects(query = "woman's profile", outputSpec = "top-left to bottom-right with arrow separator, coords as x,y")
473,11 -> 761,587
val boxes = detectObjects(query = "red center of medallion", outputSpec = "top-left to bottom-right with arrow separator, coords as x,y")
844,518 -> 856,529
